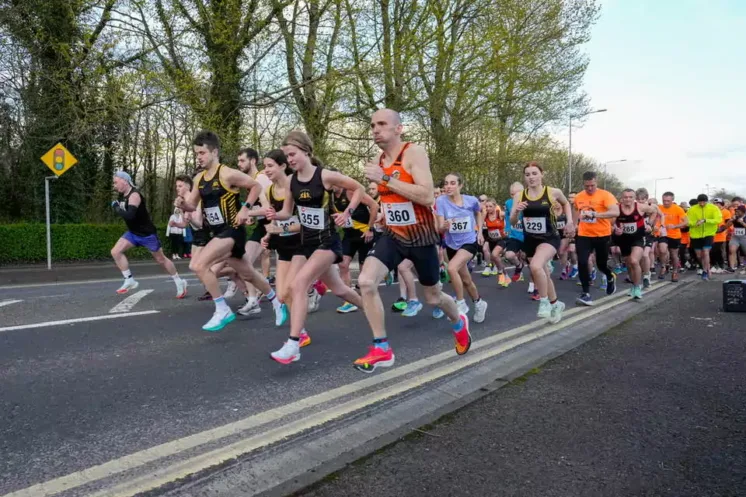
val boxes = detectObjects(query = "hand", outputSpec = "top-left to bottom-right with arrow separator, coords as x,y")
332,211 -> 351,227
168,221 -> 175,227
477,233 -> 485,246
563,221 -> 575,237
265,206 -> 278,221
260,234 -> 270,249
236,207 -> 252,226
696,219 -> 705,226
665,224 -> 676,230
644,224 -> 652,233
443,219 -> 452,233
363,230 -> 374,243
614,225 -> 623,236
515,201 -> 528,212
265,224 -> 282,235
111,201 -> 119,209
174,196 -> 185,208
364,162 -> 384,184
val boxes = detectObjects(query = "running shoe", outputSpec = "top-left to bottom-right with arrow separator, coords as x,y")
313,280 -> 330,294
308,288 -> 322,313
658,271 -> 666,280
473,299 -> 488,323
498,273 -> 510,287
224,281 -> 237,299
481,265 -> 492,277
633,286 -> 643,301
627,286 -> 635,297
439,267 -> 450,284
270,340 -> 300,364
527,281 -> 535,293
238,298 -> 261,316
590,268 -> 597,282
613,265 -> 624,275
643,275 -> 651,289
600,276 -> 608,291
696,269 -> 703,275
457,299 -> 469,315
725,267 -> 736,274
198,291 -> 213,301
559,269 -> 568,281
546,261 -> 554,274
606,273 -> 617,295
576,293 -> 594,306
548,301 -> 565,324
385,271 -> 395,286
353,345 -> 395,373
490,266 -> 498,276
402,300 -> 423,317
453,315 -> 472,355
337,301 -> 359,313
537,299 -> 552,319
202,308 -> 236,332
116,278 -> 139,294
530,290 -> 540,301
701,271 -> 709,281
298,330 -> 311,348
391,297 -> 407,312
467,260 -> 475,273
568,266 -> 579,279
175,278 -> 188,299
671,272 -> 679,283
432,307 -> 445,319
275,302 -> 289,326
512,265 -> 524,282
268,275 -> 276,285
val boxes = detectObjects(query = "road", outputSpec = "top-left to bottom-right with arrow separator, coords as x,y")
297,281 -> 746,497
0,268 -> 698,497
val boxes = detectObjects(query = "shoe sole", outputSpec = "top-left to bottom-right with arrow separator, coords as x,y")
275,306 -> 289,326
575,298 -> 594,306
203,313 -> 236,332
116,281 -> 139,294
271,353 -> 300,365
474,303 -> 488,323
353,356 -> 395,373
454,314 -> 472,355
336,307 -> 359,314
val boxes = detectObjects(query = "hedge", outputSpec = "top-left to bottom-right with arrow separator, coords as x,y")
0,223 -> 258,264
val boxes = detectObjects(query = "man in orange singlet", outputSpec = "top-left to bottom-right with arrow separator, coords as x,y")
355,109 -> 471,373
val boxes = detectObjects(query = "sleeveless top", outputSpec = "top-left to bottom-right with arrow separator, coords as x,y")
119,188 -> 156,237
197,165 -> 240,235
332,190 -> 370,234
484,213 -> 505,240
615,202 -> 646,238
290,166 -> 335,246
520,186 -> 557,240
377,143 -> 440,247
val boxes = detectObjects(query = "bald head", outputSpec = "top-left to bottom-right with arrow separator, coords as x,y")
372,108 -> 401,125
371,108 -> 403,149
510,181 -> 524,196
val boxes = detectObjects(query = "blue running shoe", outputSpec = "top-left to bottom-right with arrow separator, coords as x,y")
432,307 -> 445,319
402,300 -> 423,317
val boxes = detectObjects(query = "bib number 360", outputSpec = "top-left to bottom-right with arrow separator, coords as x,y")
384,202 -> 416,226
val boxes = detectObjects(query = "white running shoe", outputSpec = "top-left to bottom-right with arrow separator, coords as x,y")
308,289 -> 322,313
537,299 -> 552,319
116,278 -> 139,294
224,281 -> 237,299
202,308 -> 236,332
548,301 -> 565,324
175,278 -> 188,299
238,298 -> 261,316
457,299 -> 469,316
473,299 -> 488,323
270,340 -> 301,364
527,281 -> 535,294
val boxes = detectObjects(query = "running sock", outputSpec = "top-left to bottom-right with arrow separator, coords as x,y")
540,297 -> 550,305
171,273 -> 181,282
122,269 -> 132,279
451,316 -> 465,332
456,299 -> 466,307
373,337 -> 390,350
550,298 -> 558,304
267,288 -> 277,301
400,287 -> 407,300
214,296 -> 230,312
288,336 -> 300,342
472,296 -> 480,303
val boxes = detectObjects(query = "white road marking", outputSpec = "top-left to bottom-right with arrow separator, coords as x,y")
0,311 -> 160,333
0,299 -> 23,308
0,286 -> 665,497
109,290 -> 153,314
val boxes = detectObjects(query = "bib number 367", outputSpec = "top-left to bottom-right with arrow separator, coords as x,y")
384,202 -> 416,226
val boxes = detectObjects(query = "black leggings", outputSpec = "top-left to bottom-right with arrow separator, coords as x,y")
576,236 -> 613,293
711,241 -> 725,268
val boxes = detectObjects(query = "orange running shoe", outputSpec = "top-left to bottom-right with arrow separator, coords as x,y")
453,314 -> 472,355
299,330 -> 312,348
353,345 -> 395,373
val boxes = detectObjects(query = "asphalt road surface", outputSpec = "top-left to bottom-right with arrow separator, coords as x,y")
1,266 -> 625,496
297,281 -> 746,497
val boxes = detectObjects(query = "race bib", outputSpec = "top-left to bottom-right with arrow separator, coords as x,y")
580,210 -> 597,223
488,229 -> 502,240
299,207 -> 324,229
556,220 -> 566,230
449,217 -> 471,234
735,227 -> 746,237
384,202 -> 416,226
514,220 -> 523,231
343,216 -> 353,228
523,216 -> 547,235
204,206 -> 225,226
622,222 -> 638,235
660,226 -> 668,237
276,216 -> 299,236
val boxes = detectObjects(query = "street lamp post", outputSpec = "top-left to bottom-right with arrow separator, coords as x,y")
568,108 -> 607,192
654,177 -> 674,200
603,159 -> 627,189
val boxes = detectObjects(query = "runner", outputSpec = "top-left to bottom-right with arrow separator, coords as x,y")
558,192 -> 579,280
686,194 -> 722,281
177,131 -> 283,331
332,174 -> 379,314
355,108 -> 471,373
504,181 -> 527,286
265,131 -> 366,364
711,198 -> 731,273
573,171 -> 620,306
729,204 -> 746,272
678,201 -> 692,270
478,194 -> 498,276
111,171 -> 188,298
612,189 -> 657,299
483,198 -> 509,286
656,191 -> 688,282
435,172 -> 489,323
510,162 -> 572,322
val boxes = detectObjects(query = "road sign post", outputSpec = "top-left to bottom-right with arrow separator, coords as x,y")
40,143 -> 78,270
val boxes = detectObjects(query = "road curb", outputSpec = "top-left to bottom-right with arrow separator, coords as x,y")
158,280 -> 693,497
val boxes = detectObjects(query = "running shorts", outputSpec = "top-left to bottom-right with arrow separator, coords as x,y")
367,234 -> 440,287
122,232 -> 161,252
661,236 -> 681,250
445,242 -> 479,261
613,235 -> 645,257
691,236 -> 714,250
504,238 -> 523,254
295,233 -> 343,264
213,226 -> 247,259
522,236 -> 561,259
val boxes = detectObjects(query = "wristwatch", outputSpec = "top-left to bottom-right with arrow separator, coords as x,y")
381,174 -> 391,186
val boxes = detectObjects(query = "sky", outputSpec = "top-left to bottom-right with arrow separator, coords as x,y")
563,0 -> 746,202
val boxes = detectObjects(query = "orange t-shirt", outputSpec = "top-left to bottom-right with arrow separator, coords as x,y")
714,208 -> 732,243
658,204 -> 687,240
574,189 -> 618,237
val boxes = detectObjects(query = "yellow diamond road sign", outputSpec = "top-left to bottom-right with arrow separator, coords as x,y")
41,143 -> 78,177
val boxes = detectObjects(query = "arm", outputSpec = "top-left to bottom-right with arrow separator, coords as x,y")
509,192 -> 523,225
238,189 -> 272,225
325,170 -> 365,227
365,145 -> 435,206
705,207 -> 722,226
436,214 -> 448,234
475,204 -> 485,245
177,173 -> 203,212
266,180 -> 295,222
595,201 -> 620,220
112,192 -> 141,221
551,188 -> 575,231
348,189 -> 379,231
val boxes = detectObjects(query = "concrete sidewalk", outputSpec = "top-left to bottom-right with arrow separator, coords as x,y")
297,281 -> 746,497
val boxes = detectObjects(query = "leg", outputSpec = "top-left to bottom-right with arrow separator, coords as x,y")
338,255 -> 353,288
491,246 -> 505,272
152,248 -> 178,276
190,237 -> 235,298
261,248 -> 271,279
657,242 -> 669,275
528,243 -> 557,300
457,258 -> 480,301
669,245 -> 680,275
320,264 -> 363,308
358,256 -> 392,340
594,237 -> 613,280
111,237 -> 134,272
287,250 -> 337,338
399,259 -> 418,300
628,246 -> 643,286
575,236 -> 593,293
447,249 -> 474,301
275,260 -> 292,303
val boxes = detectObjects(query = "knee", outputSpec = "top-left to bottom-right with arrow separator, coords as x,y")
190,259 -> 206,274
529,259 -> 544,273
339,260 -> 351,272
447,260 -> 460,273
424,287 -> 441,306
358,272 -> 379,295
111,247 -> 120,258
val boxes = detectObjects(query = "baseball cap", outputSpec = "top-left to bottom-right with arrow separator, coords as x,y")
713,197 -> 724,205
114,170 -> 134,186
